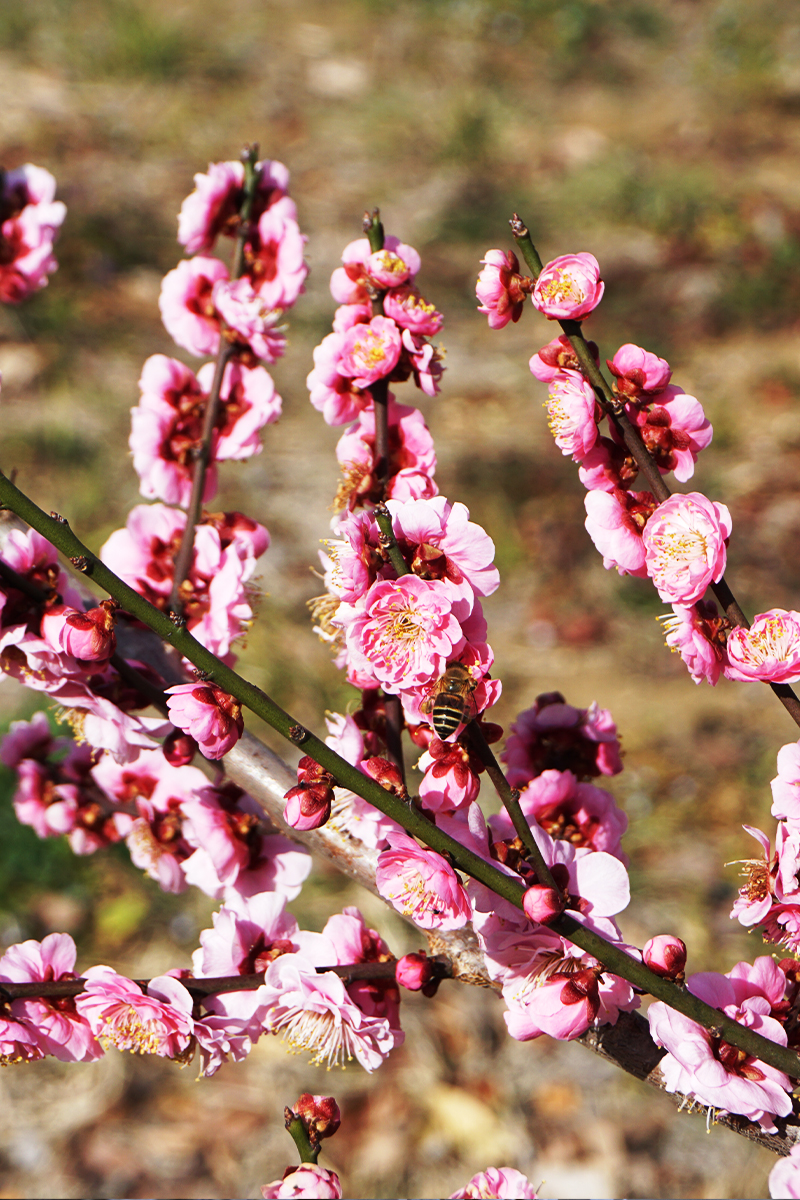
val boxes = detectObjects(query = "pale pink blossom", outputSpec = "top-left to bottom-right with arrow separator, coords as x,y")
725,610 -> 800,684
248,205 -> 307,310
417,738 -> 481,813
337,315 -> 403,388
607,343 -> 672,395
261,953 -> 398,1071
450,1167 -> 539,1199
730,825 -> 780,931
0,1012 -> 43,1063
0,710 -> 66,768
75,968 -> 194,1057
323,906 -> 402,1033
0,164 -> 66,303
0,933 -> 103,1062
365,248 -> 412,288
584,487 -> 654,577
532,252 -> 604,320
165,682 -> 243,759
400,327 -> 445,397
212,277 -> 287,362
334,575 -> 467,693
628,386 -> 713,482
648,965 -> 794,1132
383,284 -> 443,336
642,492 -> 731,604
544,370 -> 598,460
577,436 -> 635,493
659,600 -> 728,686
772,741 -> 800,827
262,1165 -> 343,1199
332,302 -> 372,333
476,248 -> 531,329
770,1143 -> 800,1198
502,694 -> 623,785
158,255 -> 228,357
376,829 -> 471,929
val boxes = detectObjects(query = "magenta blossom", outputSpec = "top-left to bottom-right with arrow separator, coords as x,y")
659,600 -> 729,686
450,1167 -> 539,1199
261,1165 -> 343,1199
725,609 -> 800,684
165,682 -> 244,759
0,164 -> 66,303
648,962 -> 794,1132
376,829 -> 471,929
75,968 -> 194,1057
248,204 -> 308,310
532,252 -> 604,320
334,398 -> 438,512
506,768 -> 628,860
177,158 -> 292,253
476,249 -> 531,329
544,370 -> 599,461
502,693 -> 623,784
642,492 -> 731,604
158,255 -> 228,357
607,342 -> 671,395
643,934 -> 687,980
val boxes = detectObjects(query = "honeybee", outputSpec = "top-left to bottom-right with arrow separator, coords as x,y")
421,662 -> 479,740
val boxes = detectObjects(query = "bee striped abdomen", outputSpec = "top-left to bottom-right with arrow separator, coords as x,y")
431,693 -> 468,739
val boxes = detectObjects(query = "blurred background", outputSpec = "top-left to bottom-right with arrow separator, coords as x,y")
1,0 -> 800,1195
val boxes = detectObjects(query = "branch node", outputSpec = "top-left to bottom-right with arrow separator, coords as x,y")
50,512 -> 68,524
69,555 -> 90,572
289,724 -> 309,744
168,610 -> 187,628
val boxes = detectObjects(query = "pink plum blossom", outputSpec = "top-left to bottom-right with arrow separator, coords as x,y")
584,487 -> 655,577
40,602 -> 116,662
261,1165 -> 343,1199
322,906 -> 403,1034
212,277 -> 287,362
336,235 -> 420,298
642,492 -> 731,604
158,255 -> 228,357
261,952 -> 399,1071
450,1167 -> 539,1199
307,330 -> 370,426
334,575 -> 467,693
724,610 -> 800,684
337,315 -> 403,388
0,933 -> 103,1062
0,1012 -> 43,1064
365,248 -> 412,288
502,694 -> 623,785
544,370 -> 599,460
178,158 -> 292,254
75,968 -> 194,1057
772,741 -> 800,827
502,768 -> 628,860
0,710 -> 65,768
334,398 -> 438,512
376,829 -> 471,929
577,435 -> 637,493
648,964 -> 794,1132
165,682 -> 244,759
627,385 -> 713,482
607,342 -> 671,395
643,934 -> 687,980
130,354 -> 217,506
196,359 -> 282,460
659,599 -> 729,686
770,1143 -> 800,1198
529,333 -> 598,383
0,164 -> 66,303
248,205 -> 307,310
396,952 -> 436,992
476,249 -> 531,328
417,738 -> 481,813
532,252 -> 604,320
399,327 -> 445,397
383,284 -> 443,336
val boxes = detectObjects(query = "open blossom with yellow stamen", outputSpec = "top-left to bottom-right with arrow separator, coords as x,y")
75,967 -> 193,1057
532,252 -> 604,321
725,609 -> 800,684
337,315 -> 402,388
641,491 -> 731,605
261,953 -> 399,1072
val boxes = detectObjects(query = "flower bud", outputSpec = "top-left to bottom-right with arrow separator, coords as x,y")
643,934 -> 687,981
362,755 -> 408,798
162,728 -> 198,767
291,1093 -> 342,1142
283,783 -> 333,831
522,883 -> 566,925
396,951 -> 435,992
41,600 -> 117,662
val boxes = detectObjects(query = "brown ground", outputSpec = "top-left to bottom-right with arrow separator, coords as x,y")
2,1 -> 800,1196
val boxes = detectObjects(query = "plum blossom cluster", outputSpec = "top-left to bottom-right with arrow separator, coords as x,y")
0,901 -> 403,1078
0,163 -> 66,304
